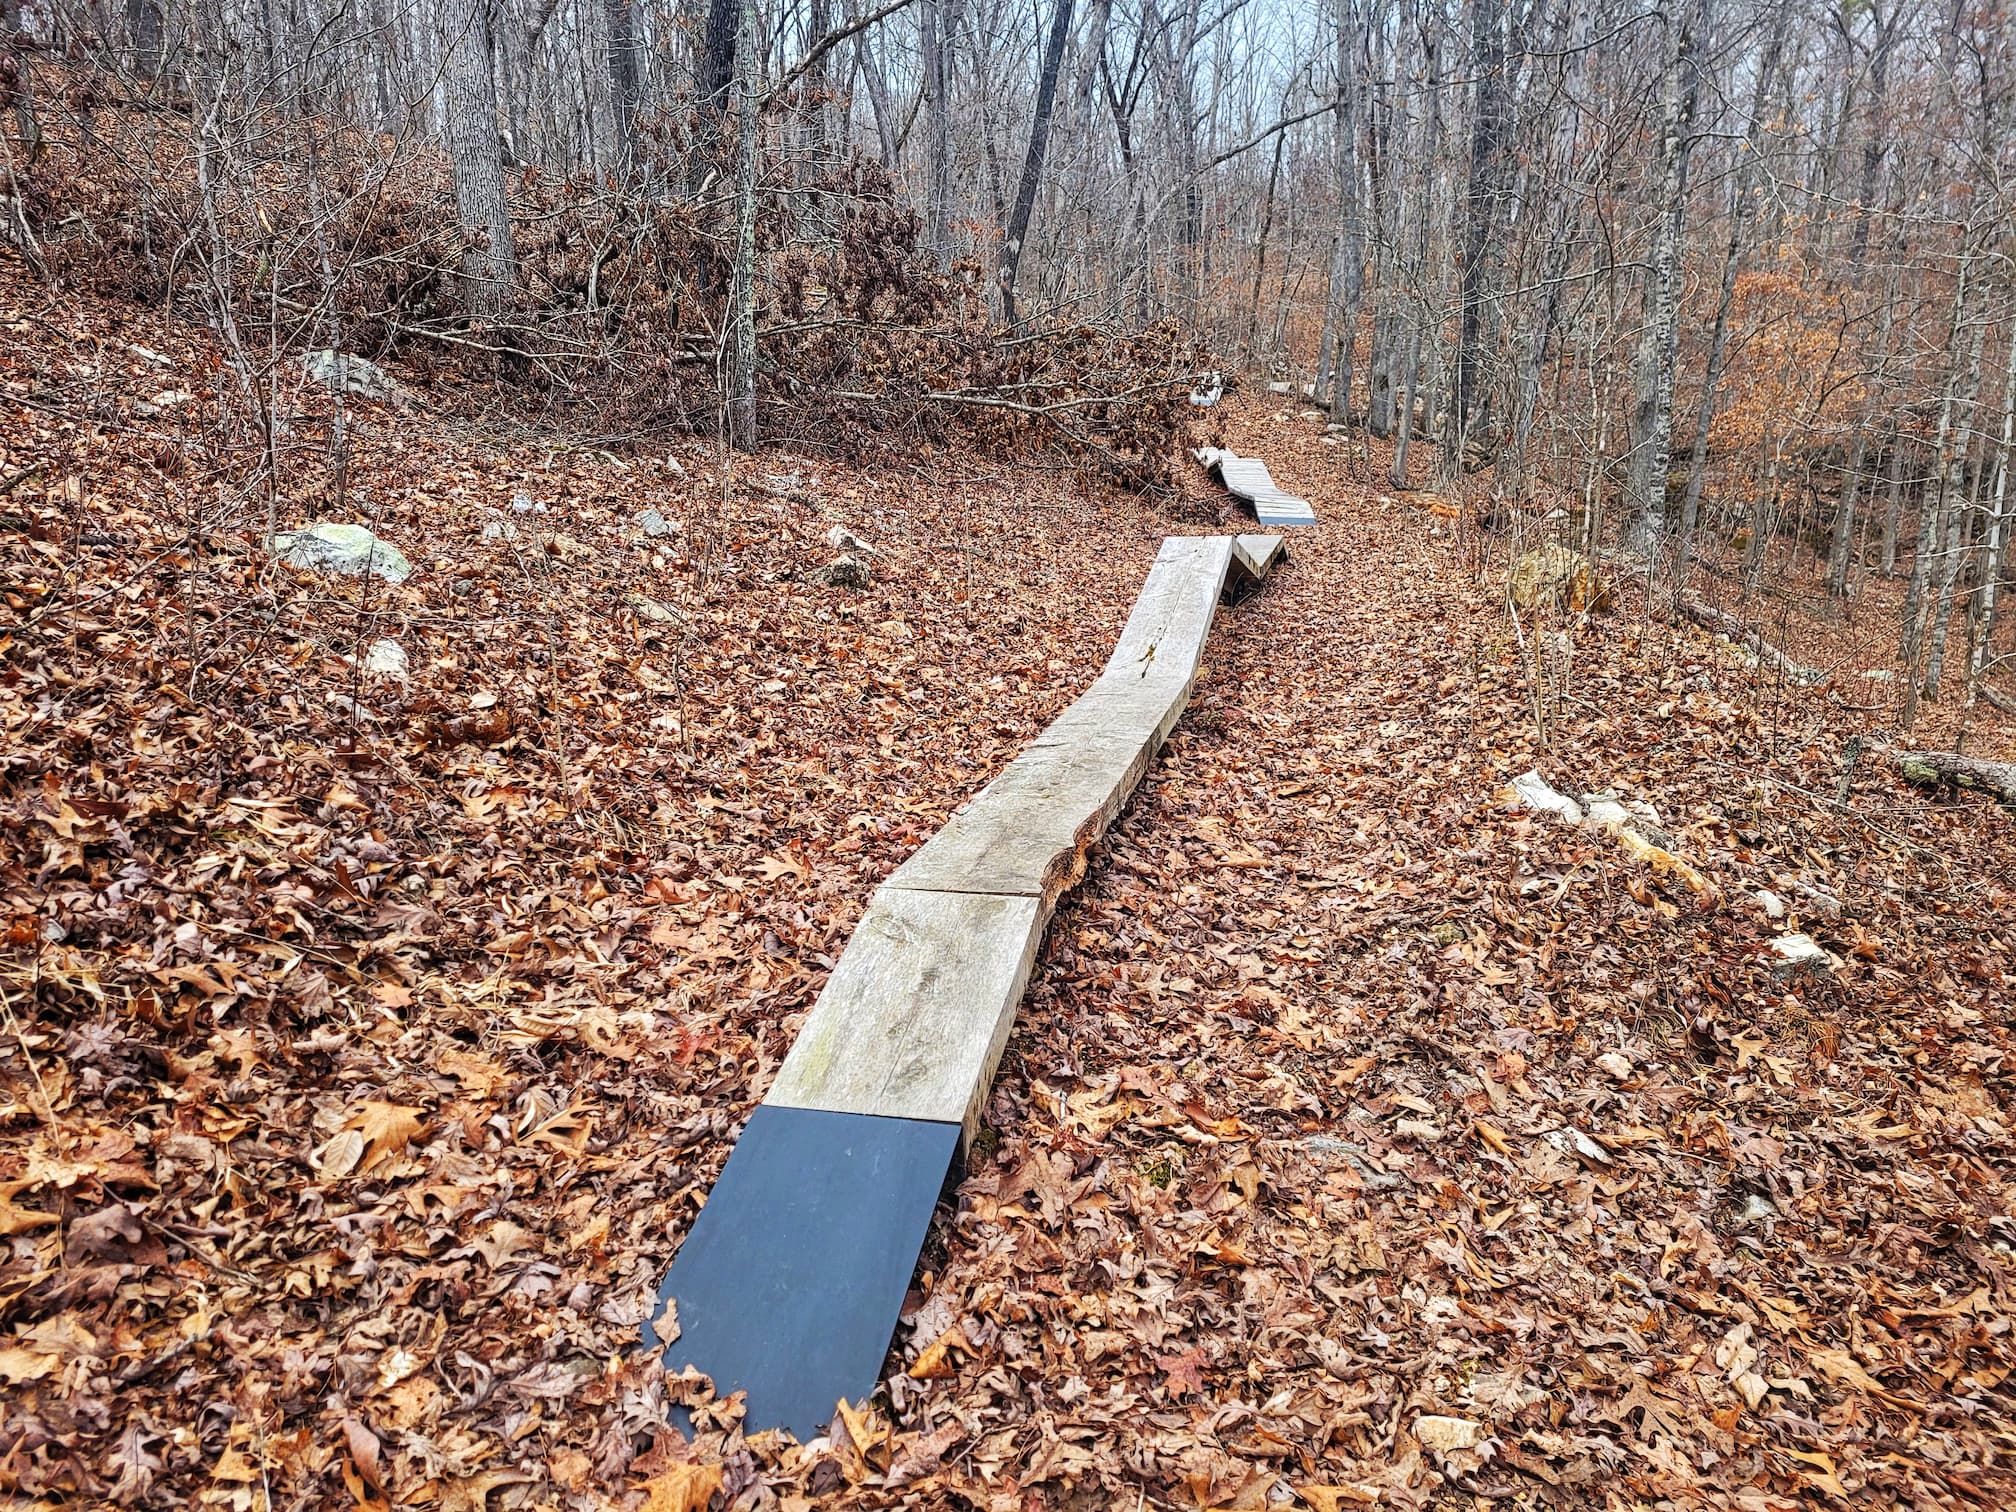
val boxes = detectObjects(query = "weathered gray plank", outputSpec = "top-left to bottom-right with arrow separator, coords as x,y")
883,714 -> 1159,902
763,888 -> 1046,1137
1104,535 -> 1235,686
1195,447 -> 1318,528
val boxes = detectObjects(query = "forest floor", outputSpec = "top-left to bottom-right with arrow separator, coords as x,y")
3,258 -> 2016,1512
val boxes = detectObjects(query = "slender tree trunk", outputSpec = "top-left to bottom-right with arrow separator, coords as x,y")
1881,429 -> 1904,576
997,0 -> 1075,325
852,10 -> 899,169
723,0 -> 760,449
1622,0 -> 1699,558
1902,255 -> 1982,726
921,0 -> 952,267
438,0 -> 517,322
606,0 -> 642,175
1676,5 -> 1784,584
1451,0 -> 1506,457
1325,0 -> 1365,425
1966,334 -> 2016,706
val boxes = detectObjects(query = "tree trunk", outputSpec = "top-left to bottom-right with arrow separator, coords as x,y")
438,0 -> 517,322
723,0 -> 760,449
606,0 -> 642,175
1451,0 -> 1506,454
1901,254 -> 1983,725
1622,0 -> 1700,558
921,0 -> 953,268
1676,4 -> 1784,584
1966,333 -> 2016,706
692,0 -> 738,184
1324,0 -> 1365,425
997,0 -> 1075,326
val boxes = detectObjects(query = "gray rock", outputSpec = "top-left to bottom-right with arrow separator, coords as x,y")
1755,889 -> 1786,919
634,506 -> 681,538
512,492 -> 547,515
482,516 -> 519,542
303,349 -> 400,403
362,639 -> 408,678
272,523 -> 412,584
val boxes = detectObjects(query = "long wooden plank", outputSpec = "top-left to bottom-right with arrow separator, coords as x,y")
765,889 -> 1046,1136
655,533 -> 1288,1437
1196,447 -> 1318,528
883,714 -> 1159,903
1104,535 -> 1236,685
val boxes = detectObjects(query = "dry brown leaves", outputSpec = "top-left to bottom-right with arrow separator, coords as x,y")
4,263 -> 2016,1512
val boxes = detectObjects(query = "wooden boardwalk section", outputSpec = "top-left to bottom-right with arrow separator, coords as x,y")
1195,446 -> 1319,528
649,533 -> 1287,1437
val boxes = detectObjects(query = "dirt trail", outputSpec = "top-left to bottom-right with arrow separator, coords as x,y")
891,412 -> 2016,1509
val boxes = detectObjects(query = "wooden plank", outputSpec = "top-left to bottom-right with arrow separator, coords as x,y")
1196,448 -> 1318,528
883,713 -> 1158,902
764,888 -> 1047,1136
1104,535 -> 1235,686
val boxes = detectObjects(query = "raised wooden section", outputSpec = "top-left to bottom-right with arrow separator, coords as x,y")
764,889 -> 1046,1131
1196,446 -> 1319,528
653,533 -> 1285,1436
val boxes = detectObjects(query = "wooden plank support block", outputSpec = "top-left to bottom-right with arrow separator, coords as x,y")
765,889 -> 1047,1135
647,1105 -> 960,1441
650,533 -> 1288,1438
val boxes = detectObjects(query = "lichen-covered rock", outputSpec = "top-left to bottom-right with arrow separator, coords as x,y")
1508,544 -> 1612,611
303,350 -> 400,403
272,523 -> 412,583
810,555 -> 870,590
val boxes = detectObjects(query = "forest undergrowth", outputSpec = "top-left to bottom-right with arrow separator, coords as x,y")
3,259 -> 2016,1511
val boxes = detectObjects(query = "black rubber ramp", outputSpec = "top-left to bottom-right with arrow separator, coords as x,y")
647,1105 -> 960,1440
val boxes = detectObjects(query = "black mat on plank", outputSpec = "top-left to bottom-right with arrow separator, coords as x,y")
647,1104 -> 960,1439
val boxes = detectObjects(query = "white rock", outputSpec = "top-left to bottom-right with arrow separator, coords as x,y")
481,516 -> 518,541
635,506 -> 681,538
1414,1414 -> 1484,1452
1584,791 -> 1632,830
630,595 -> 681,623
1769,934 -> 1837,974
362,639 -> 408,678
512,492 -> 546,514
129,343 -> 173,367
1755,889 -> 1786,919
1510,770 -> 1584,825
272,523 -> 412,584
303,349 -> 400,402
826,524 -> 878,557
1596,1051 -> 1633,1082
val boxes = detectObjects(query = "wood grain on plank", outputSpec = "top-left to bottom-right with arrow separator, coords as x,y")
764,888 -> 1047,1138
1104,535 -> 1235,686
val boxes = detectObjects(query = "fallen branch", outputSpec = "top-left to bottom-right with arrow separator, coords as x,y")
1888,747 -> 2016,806
1673,597 -> 1828,687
